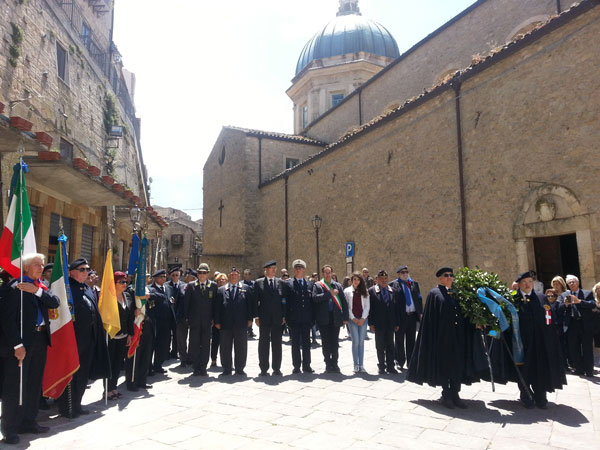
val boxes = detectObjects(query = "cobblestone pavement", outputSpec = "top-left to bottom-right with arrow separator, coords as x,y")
10,331 -> 600,449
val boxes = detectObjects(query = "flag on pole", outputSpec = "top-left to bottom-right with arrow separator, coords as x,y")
43,234 -> 80,399
128,236 -> 148,358
98,249 -> 121,338
0,161 -> 36,278
127,233 -> 140,276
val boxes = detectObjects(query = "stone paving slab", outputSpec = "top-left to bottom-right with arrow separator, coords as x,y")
4,333 -> 599,449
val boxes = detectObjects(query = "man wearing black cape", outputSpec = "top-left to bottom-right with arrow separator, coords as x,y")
514,271 -> 566,409
407,267 -> 477,409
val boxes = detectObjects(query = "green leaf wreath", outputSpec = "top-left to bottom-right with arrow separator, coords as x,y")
452,267 -> 518,332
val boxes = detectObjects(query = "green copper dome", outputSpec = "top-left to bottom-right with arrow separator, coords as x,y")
295,12 -> 399,76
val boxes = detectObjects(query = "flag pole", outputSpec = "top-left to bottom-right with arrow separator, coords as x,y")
18,145 -> 24,406
105,332 -> 108,405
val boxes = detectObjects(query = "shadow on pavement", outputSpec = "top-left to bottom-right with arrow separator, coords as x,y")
412,398 -> 589,427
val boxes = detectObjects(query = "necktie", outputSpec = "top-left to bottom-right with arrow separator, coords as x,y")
269,279 -> 274,290
200,283 -> 205,291
382,288 -> 389,304
231,285 -> 236,299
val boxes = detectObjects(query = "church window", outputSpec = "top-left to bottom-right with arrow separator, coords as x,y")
172,234 -> 183,246
286,158 -> 300,169
302,105 -> 308,128
56,42 -> 68,82
218,145 -> 226,165
331,93 -> 345,107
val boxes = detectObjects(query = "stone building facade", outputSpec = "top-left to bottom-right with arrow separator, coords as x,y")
203,0 -> 600,291
0,0 -> 166,273
153,206 -> 202,272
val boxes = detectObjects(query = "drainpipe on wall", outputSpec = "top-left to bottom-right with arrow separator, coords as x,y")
358,89 -> 363,126
452,80 -> 469,267
556,0 -> 562,14
284,174 -> 289,270
258,137 -> 262,186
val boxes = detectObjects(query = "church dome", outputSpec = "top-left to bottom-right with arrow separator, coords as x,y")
295,5 -> 400,76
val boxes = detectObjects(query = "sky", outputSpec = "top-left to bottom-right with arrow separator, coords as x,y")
112,0 -> 477,220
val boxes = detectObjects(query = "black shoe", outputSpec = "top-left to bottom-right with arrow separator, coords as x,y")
302,366 -> 314,373
193,369 -> 208,376
18,424 -> 50,434
235,370 -> 247,376
536,400 -> 548,409
59,410 -> 79,419
272,370 -> 283,376
520,397 -> 535,409
387,368 -> 398,374
170,352 -> 178,359
76,408 -> 90,415
259,371 -> 270,377
441,396 -> 455,409
126,383 -> 139,392
221,370 -> 232,376
138,384 -> 152,389
452,396 -> 467,409
292,368 -> 301,374
153,367 -> 166,374
378,368 -> 386,375
178,362 -> 188,369
147,370 -> 155,376
2,434 -> 19,444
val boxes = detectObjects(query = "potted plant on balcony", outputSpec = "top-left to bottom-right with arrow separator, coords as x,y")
35,132 -> 53,148
112,183 -> 125,193
123,187 -> 134,199
101,174 -> 114,185
87,164 -> 101,177
131,195 -> 141,205
38,150 -> 60,161
73,157 -> 88,170
10,116 -> 33,132
0,102 -> 5,114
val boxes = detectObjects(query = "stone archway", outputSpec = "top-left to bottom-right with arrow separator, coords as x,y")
513,183 -> 595,288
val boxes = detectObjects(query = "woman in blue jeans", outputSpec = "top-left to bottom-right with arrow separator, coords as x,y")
344,272 -> 370,373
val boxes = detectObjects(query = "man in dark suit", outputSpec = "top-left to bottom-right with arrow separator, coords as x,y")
559,274 -> 596,377
283,259 -> 314,374
147,269 -> 174,375
243,269 -> 256,337
184,263 -> 217,376
0,253 -> 59,444
368,270 -> 400,375
253,260 -> 285,376
312,264 -> 349,373
57,258 -> 109,418
515,271 -> 566,408
408,267 -> 471,409
389,265 -> 423,370
214,268 -> 253,375
166,267 -> 186,365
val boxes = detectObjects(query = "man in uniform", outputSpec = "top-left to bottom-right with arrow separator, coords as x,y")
369,270 -> 401,374
184,263 -> 217,376
147,269 -> 172,375
166,267 -> 186,365
58,258 -> 109,418
0,253 -> 59,444
242,269 -> 255,337
516,271 -> 567,408
408,267 -> 472,409
389,265 -> 423,370
214,268 -> 253,375
41,263 -> 53,288
253,260 -> 285,376
283,259 -> 314,374
312,264 -> 349,373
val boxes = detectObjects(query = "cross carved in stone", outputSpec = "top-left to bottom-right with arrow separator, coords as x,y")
218,200 -> 224,228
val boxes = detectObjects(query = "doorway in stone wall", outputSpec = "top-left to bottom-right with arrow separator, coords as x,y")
533,233 -> 580,289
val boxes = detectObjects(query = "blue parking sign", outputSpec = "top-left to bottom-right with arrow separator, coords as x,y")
346,242 -> 355,257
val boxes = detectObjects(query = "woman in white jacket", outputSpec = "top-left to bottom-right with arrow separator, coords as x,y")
344,272 -> 370,373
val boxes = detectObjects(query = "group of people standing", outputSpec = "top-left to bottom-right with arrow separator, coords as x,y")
2,251 -> 599,445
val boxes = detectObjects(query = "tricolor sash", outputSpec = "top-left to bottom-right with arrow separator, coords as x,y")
320,279 -> 342,312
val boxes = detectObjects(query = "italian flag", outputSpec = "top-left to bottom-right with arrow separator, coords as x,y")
0,161 -> 36,278
42,235 -> 80,399
128,236 -> 148,358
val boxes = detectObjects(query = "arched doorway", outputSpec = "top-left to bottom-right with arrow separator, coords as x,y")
513,184 -> 595,289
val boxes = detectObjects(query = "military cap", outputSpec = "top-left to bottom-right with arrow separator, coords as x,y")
263,260 -> 277,268
436,267 -> 453,277
229,267 -> 240,274
515,271 -> 533,283
42,263 -> 53,273
168,267 -> 181,275
69,258 -> 89,271
377,269 -> 388,277
197,263 -> 210,273
152,269 -> 167,277
186,268 -> 198,277
292,259 -> 306,268
396,265 -> 408,273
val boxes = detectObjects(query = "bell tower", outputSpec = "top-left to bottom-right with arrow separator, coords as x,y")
338,0 -> 361,16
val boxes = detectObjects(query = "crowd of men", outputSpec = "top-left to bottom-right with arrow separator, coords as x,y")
1,253 -> 599,444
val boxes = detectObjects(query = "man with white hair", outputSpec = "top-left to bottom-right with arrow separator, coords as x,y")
0,253 -> 59,444
559,274 -> 595,377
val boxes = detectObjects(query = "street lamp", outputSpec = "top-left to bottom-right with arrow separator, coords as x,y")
129,206 -> 141,232
311,215 -> 322,274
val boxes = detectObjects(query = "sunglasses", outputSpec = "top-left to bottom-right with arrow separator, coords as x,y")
77,267 -> 91,272
442,273 -> 455,278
